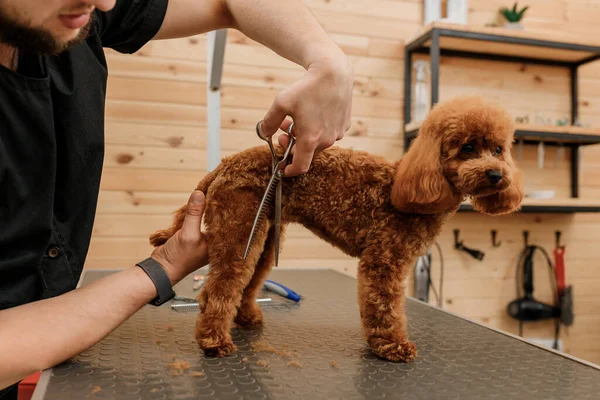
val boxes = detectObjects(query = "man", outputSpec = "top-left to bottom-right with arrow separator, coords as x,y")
0,0 -> 353,396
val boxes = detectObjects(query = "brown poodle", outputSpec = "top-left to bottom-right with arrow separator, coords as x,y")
149,94 -> 524,362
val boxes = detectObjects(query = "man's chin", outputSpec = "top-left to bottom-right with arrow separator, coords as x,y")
0,14 -> 92,55
43,21 -> 92,54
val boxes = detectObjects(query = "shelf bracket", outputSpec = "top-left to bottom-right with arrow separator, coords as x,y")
571,145 -> 580,198
403,47 -> 412,132
430,29 -> 440,107
570,65 -> 579,125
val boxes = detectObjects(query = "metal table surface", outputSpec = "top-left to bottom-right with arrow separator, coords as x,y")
32,268 -> 599,400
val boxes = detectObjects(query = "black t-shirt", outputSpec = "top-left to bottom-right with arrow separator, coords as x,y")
0,1 -> 168,397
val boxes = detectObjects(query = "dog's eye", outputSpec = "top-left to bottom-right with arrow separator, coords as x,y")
461,144 -> 475,153
495,146 -> 502,155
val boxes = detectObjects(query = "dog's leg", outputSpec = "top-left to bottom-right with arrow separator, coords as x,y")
194,190 -> 270,357
357,255 -> 417,363
234,223 -> 286,327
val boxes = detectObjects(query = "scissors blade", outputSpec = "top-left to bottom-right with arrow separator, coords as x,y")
244,169 -> 283,260
274,179 -> 282,267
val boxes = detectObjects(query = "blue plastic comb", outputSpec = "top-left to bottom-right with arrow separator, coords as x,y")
263,280 -> 302,302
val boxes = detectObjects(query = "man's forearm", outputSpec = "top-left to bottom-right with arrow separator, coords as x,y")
224,0 -> 345,69
0,266 -> 158,390
155,0 -> 345,70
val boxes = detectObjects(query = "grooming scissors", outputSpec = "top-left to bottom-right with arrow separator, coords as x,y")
243,121 -> 296,267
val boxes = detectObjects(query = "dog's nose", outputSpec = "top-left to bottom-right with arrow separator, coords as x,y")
487,170 -> 503,185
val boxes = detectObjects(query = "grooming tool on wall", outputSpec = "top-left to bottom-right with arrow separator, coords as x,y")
507,246 -> 560,324
453,229 -> 485,261
244,121 -> 296,267
412,242 -> 444,308
414,249 -> 432,303
491,230 -> 502,247
264,279 -> 302,302
554,231 -> 566,296
554,231 -> 574,327
507,235 -> 574,351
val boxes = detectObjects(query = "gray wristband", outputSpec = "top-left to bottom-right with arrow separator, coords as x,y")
136,257 -> 175,306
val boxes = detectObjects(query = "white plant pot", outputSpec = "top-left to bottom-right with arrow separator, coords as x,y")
504,22 -> 524,30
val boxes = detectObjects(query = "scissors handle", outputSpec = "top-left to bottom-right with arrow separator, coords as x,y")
256,121 -> 277,165
256,120 -> 296,142
255,120 -> 270,141
272,122 -> 296,172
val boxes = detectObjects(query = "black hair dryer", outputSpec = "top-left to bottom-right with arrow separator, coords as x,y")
508,246 -> 560,321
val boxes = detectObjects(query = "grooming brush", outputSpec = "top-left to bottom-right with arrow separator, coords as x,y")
263,280 -> 302,302
191,276 -> 301,301
171,297 -> 272,313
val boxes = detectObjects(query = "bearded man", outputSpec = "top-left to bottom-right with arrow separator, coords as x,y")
0,1 -> 353,397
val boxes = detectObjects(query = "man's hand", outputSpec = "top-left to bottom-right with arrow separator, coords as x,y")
150,190 -> 209,284
261,55 -> 354,177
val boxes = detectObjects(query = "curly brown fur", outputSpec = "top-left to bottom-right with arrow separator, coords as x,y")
150,95 -> 523,362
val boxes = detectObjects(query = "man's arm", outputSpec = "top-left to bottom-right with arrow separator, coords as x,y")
153,0 -> 354,176
0,266 -> 157,390
0,191 -> 208,391
154,0 -> 341,71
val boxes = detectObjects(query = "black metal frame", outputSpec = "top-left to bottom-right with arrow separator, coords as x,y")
403,26 -> 600,212
458,202 -> 600,214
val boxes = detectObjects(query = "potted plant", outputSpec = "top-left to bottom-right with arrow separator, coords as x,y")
500,2 -> 529,30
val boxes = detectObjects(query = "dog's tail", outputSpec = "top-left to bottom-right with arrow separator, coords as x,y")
149,163 -> 224,247
196,162 -> 224,194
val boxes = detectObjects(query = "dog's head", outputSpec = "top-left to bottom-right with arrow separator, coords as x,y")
392,95 -> 524,215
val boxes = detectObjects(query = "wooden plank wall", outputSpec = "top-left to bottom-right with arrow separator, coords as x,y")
90,0 -> 600,364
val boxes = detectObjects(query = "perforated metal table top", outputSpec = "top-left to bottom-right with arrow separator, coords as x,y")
32,268 -> 599,400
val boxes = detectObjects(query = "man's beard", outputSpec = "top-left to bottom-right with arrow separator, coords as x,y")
0,9 -> 92,55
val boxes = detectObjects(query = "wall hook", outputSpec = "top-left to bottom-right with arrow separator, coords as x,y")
454,229 -> 485,261
523,230 -> 530,247
555,230 -> 562,248
491,230 -> 502,247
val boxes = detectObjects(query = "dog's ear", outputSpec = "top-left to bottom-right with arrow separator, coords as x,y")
471,152 -> 524,215
391,130 -> 462,214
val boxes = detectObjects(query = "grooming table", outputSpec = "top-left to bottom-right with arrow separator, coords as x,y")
32,268 -> 599,400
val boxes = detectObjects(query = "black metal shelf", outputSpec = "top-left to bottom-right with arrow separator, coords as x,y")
403,22 -> 600,213
405,125 -> 600,147
458,202 -> 600,214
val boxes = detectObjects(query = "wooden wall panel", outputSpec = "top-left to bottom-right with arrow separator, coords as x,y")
90,0 -> 600,365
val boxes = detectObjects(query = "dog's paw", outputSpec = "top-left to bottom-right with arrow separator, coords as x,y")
202,341 -> 237,358
196,335 -> 237,358
234,304 -> 264,327
369,337 -> 417,362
